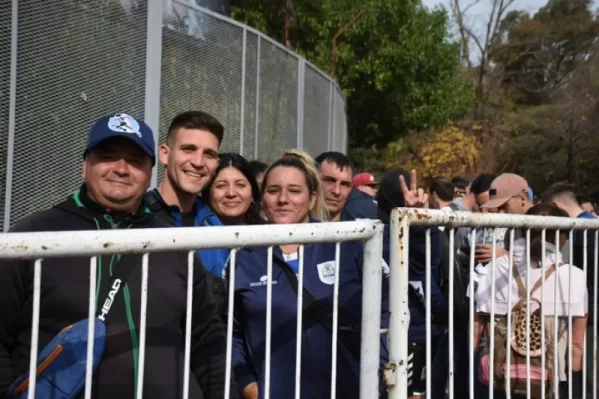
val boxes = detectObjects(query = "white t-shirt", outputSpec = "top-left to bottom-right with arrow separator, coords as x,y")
473,238 -> 587,380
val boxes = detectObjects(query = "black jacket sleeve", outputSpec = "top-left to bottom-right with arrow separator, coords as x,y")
188,260 -> 238,399
205,272 -> 228,325
0,257 -> 31,398
0,216 -> 40,398
408,226 -> 448,325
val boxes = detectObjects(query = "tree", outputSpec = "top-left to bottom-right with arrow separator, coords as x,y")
490,0 -> 599,105
383,124 -> 481,180
497,46 -> 599,194
486,0 -> 599,195
452,0 -> 517,119
232,0 -> 473,148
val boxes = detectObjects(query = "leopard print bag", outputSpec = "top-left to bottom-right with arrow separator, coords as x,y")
481,263 -> 565,399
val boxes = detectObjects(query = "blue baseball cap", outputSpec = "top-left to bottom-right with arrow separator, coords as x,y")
527,186 -> 534,202
84,113 -> 156,165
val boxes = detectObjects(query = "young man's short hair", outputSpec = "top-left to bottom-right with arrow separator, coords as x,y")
470,173 -> 497,195
451,176 -> 470,190
577,195 -> 595,207
167,111 -> 224,144
314,151 -> 353,171
429,177 -> 454,202
541,181 -> 578,205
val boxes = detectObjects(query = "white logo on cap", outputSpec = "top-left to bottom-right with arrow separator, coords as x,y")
107,113 -> 142,138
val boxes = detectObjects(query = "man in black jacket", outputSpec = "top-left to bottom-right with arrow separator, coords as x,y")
145,111 -> 228,322
0,113 -> 236,399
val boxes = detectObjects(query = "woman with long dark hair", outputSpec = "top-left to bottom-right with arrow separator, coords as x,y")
200,153 -> 263,326
202,153 -> 263,226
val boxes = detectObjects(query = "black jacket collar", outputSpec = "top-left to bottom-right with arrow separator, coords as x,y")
56,184 -> 153,228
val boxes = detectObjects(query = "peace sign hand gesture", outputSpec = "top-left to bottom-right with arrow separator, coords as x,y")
399,169 -> 429,209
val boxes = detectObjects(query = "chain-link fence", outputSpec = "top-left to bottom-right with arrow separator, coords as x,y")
0,0 -> 348,231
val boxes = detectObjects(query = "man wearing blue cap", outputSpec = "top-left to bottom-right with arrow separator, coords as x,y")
0,113 -> 235,399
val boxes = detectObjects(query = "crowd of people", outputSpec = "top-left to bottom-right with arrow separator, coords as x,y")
424,175 -> 595,399
0,110 -> 596,399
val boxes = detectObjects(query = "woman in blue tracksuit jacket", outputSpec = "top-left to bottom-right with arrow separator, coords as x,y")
230,150 -> 388,399
376,169 -> 448,398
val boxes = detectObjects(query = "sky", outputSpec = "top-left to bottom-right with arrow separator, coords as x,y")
422,0 -> 599,17
421,0 -> 598,61
422,0 -> 550,16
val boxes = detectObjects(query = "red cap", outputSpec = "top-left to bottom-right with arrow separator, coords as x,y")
352,172 -> 379,188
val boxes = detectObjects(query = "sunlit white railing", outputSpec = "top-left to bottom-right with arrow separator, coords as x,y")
387,208 -> 599,399
0,221 -> 384,399
12,209 -> 598,399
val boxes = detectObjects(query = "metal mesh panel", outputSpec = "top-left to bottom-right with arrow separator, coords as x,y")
331,86 -> 347,153
10,0 -> 147,226
303,66 -> 331,157
0,2 -> 11,231
3,0 -> 347,225
256,41 -> 298,163
159,3 -> 243,181
242,31 -> 258,159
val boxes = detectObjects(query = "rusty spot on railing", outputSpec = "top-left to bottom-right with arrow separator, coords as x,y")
383,362 -> 397,387
414,209 -> 432,221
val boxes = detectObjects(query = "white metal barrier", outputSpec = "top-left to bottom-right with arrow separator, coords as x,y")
0,221 -> 384,399
387,208 -> 599,399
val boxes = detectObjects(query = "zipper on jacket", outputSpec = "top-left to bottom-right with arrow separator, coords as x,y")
103,214 -> 118,229
72,190 -> 139,397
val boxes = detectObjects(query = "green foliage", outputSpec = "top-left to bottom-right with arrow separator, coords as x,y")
232,0 -> 599,200
230,0 -> 284,39
348,145 -> 386,175
498,129 -> 567,192
401,124 -> 480,180
491,0 -> 599,105
480,0 -> 599,196
231,0 -> 473,148
497,48 -> 599,195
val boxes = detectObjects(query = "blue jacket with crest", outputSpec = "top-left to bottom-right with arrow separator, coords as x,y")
229,221 -> 389,398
